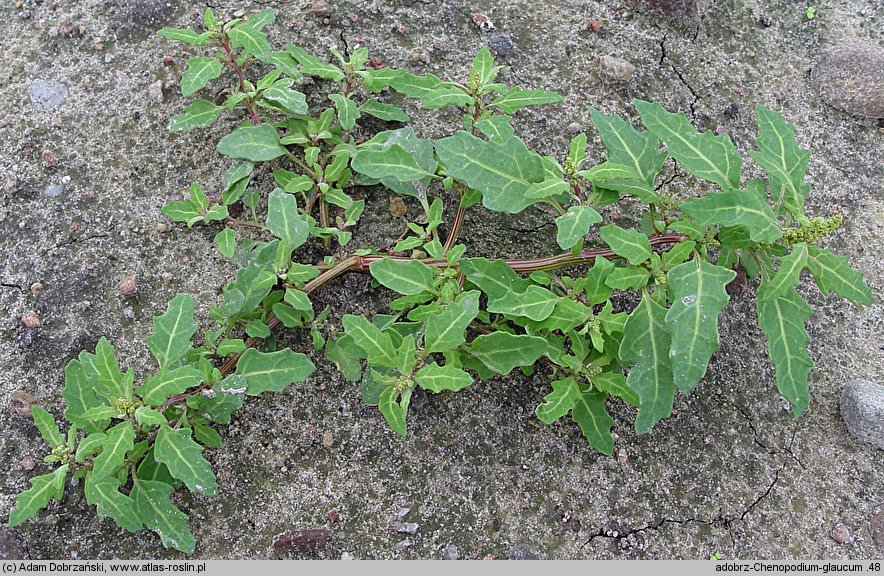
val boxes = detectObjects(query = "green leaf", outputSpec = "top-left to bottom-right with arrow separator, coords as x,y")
748,104 -> 810,214
247,8 -> 276,30
80,337 -> 130,401
216,339 -> 246,356
378,387 -> 409,436
424,290 -> 480,353
132,478 -> 195,553
147,294 -> 198,370
420,87 -> 473,109
361,99 -> 409,122
474,115 -> 514,143
217,124 -> 286,162
524,178 -> 569,199
577,162 -> 641,182
571,389 -> 614,455
466,332 -> 548,375
187,375 -> 246,424
134,407 -> 168,428
487,285 -> 559,321
806,245 -> 872,306
180,57 -> 222,97
342,315 -> 397,367
85,476 -> 141,532
369,258 -> 436,296
757,287 -> 813,416
352,144 -> 429,181
415,363 -> 473,392
490,87 -> 563,114
284,288 -> 313,311
369,69 -> 443,98
589,107 -> 667,185
8,465 -> 68,527
212,228 -> 236,258
593,371 -> 639,407
436,131 -> 545,214
469,47 -> 499,87
169,99 -> 222,132
326,335 -> 363,381
228,23 -> 270,56
31,406 -> 64,449
762,243 -> 808,302
594,178 -> 660,204
161,199 -> 202,227
63,359 -> 110,433
555,205 -> 603,250
260,84 -> 308,116
526,299 -> 592,332
235,348 -> 315,396
664,258 -> 736,392
154,426 -> 217,496
460,258 -> 529,301
136,366 -> 204,406
619,293 -> 674,434
329,94 -> 360,130
75,432 -> 107,463
157,28 -> 212,46
91,421 -> 135,483
266,189 -> 309,252
579,257 -> 614,304
635,100 -> 741,190
291,49 -> 345,81
605,266 -> 651,290
680,185 -> 782,243
535,377 -> 581,424
599,225 -> 652,265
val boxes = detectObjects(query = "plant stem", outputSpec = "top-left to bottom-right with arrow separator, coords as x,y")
215,233 -> 687,378
220,35 -> 260,126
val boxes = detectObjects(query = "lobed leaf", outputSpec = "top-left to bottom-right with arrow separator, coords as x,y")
329,94 -> 360,130
756,287 -> 813,416
341,315 -> 397,368
461,258 -> 529,301
635,100 -> 741,190
679,184 -> 782,243
589,108 -> 667,185
619,293 -> 675,433
487,285 -> 559,321
599,225 -> 652,265
571,388 -> 614,455
352,145 -> 429,182
169,99 -> 222,132
154,426 -> 218,496
748,104 -> 810,215
137,366 -> 204,406
132,479 -> 195,554
424,290 -> 480,353
180,57 -> 222,97
235,348 -> 315,396
806,245 -> 872,306
217,124 -> 286,162
490,87 -> 563,114
31,406 -> 64,450
415,363 -> 473,392
664,258 -> 736,392
361,99 -> 409,122
762,242 -> 808,302
147,294 -> 198,370
466,332 -> 547,375
378,387 -> 410,436
8,465 -> 68,528
85,476 -> 142,532
436,131 -> 545,214
555,205 -> 602,250
369,258 -> 436,296
91,421 -> 135,483
266,189 -> 309,252
535,377 -> 581,424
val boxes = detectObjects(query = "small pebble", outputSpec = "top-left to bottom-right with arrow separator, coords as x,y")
840,379 -> 884,450
43,183 -> 64,198
391,522 -> 419,535
9,390 -> 39,417
309,0 -> 332,17
122,307 -> 135,320
118,274 -> 138,297
508,544 -> 547,560
869,504 -> 883,547
321,431 -> 334,448
148,80 -> 163,103
30,283 -> 43,298
389,196 -> 407,218
442,544 -> 459,560
599,55 -> 636,81
814,42 -> 884,119
566,122 -> 582,134
20,454 -> 36,471
487,33 -> 514,57
472,12 -> 494,31
21,311 -> 41,328
340,552 -> 354,560
41,149 -> 58,167
830,524 -> 854,545
28,79 -> 68,112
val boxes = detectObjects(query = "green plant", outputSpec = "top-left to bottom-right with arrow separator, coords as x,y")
7,8 -> 871,554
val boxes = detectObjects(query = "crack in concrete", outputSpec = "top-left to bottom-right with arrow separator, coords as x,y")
0,281 -> 24,293
42,226 -> 114,256
657,33 -> 701,118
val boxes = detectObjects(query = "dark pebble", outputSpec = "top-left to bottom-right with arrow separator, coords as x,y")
487,33 -> 515,57
840,379 -> 884,449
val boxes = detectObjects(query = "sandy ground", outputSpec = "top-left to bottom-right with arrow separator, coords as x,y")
0,0 -> 881,560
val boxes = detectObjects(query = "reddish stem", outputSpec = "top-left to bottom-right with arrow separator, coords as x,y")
220,35 -> 261,125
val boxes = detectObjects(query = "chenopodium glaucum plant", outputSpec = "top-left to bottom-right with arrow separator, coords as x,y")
8,7 -> 872,554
